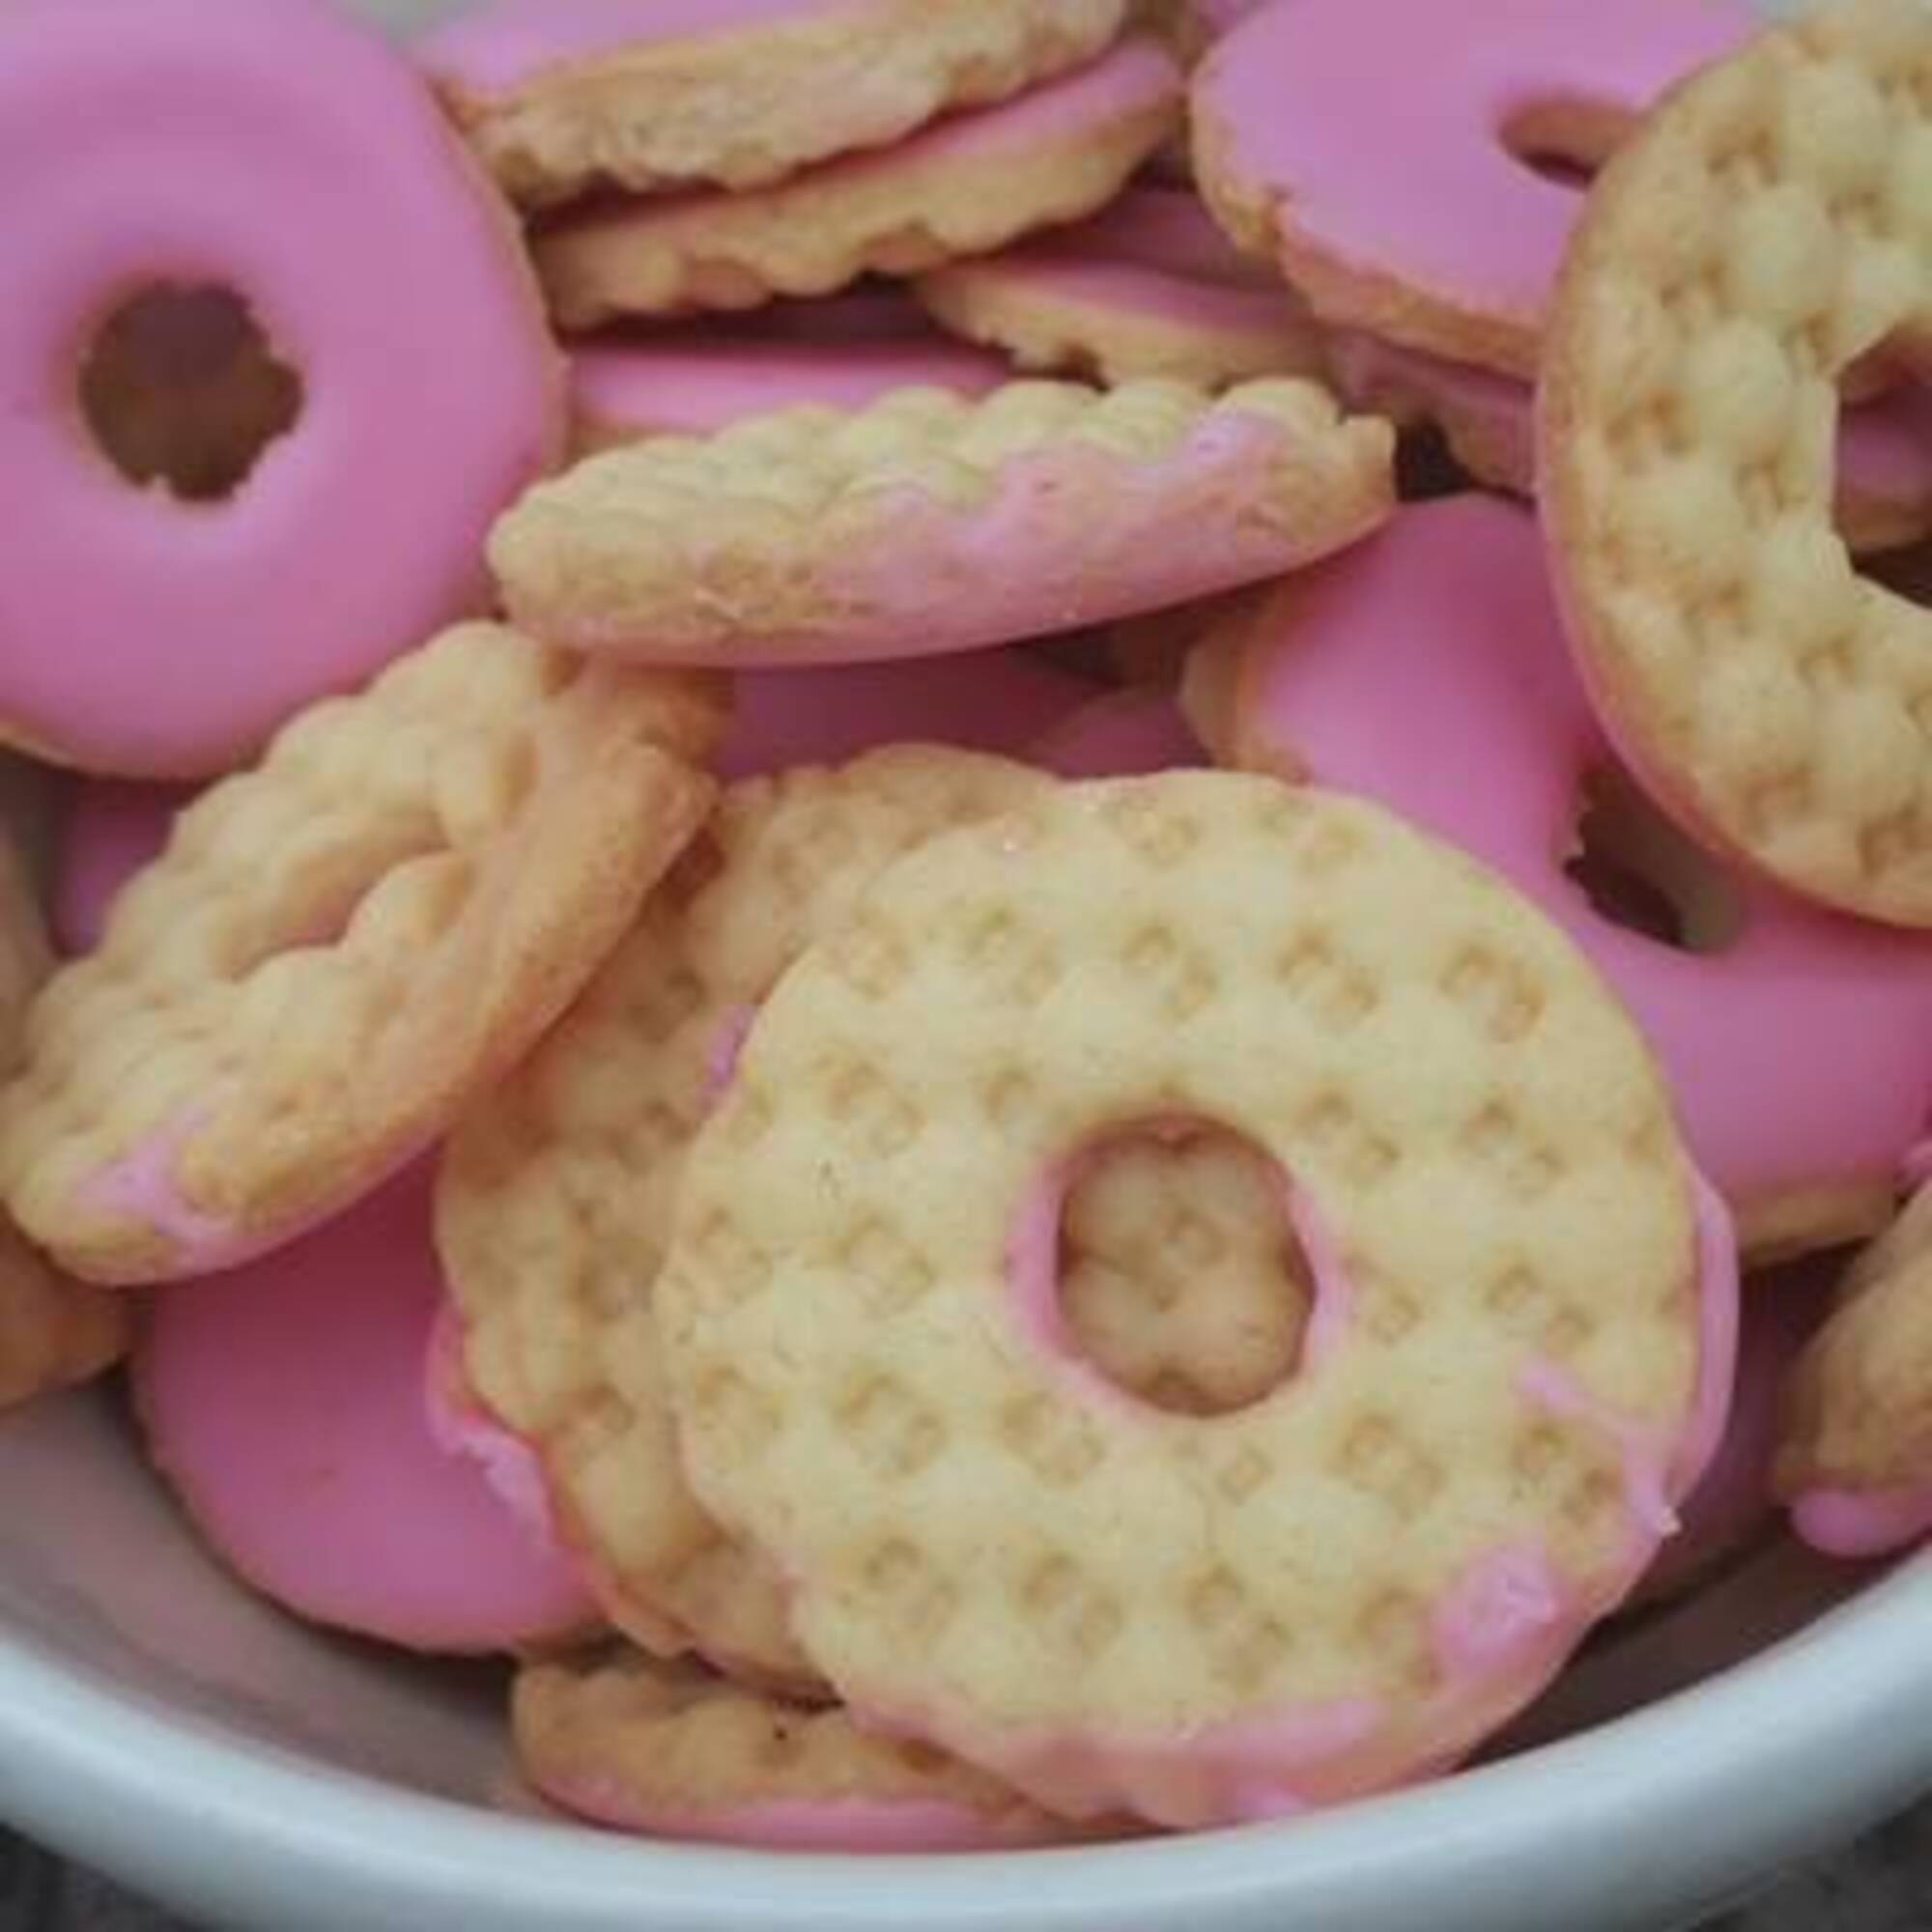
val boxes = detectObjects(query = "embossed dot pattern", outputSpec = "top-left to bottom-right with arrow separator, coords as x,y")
439,749 -> 1050,1680
659,774 -> 1703,1826
1541,0 -> 1932,923
0,625 -> 722,1284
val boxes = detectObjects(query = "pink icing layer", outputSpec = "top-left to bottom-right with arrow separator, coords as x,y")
51,780 -> 185,954
568,406 -> 1355,668
571,337 -> 1007,440
0,0 -> 559,778
1230,497 -> 1932,1224
550,40 -> 1184,251
1793,1483 -> 1932,1560
135,1163 -> 594,1652
717,651 -> 1098,779
545,1774 -> 1044,1853
422,0 -> 865,93
1329,331 -> 1932,518
1031,185 -> 1282,289
424,1303 -> 570,1556
1431,1547 -> 1563,1682
1030,687 -> 1204,780
1196,0 -> 1751,357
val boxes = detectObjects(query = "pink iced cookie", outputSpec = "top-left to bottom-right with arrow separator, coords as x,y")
51,782 -> 186,957
1191,0 -> 1753,378
1326,331 -> 1932,556
916,185 -> 1327,389
719,653 -> 1098,780
1192,497 -> 1932,1261
0,0 -> 561,779
492,377 -> 1395,669
135,1164 -> 595,1654
570,337 -> 1009,452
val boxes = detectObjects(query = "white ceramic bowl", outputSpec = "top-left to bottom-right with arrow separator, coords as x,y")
5,2 -> 1931,1926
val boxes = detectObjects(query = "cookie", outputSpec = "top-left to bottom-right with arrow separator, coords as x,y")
1328,329 -> 1932,554
0,624 -> 722,1285
534,40 -> 1183,327
1539,0 -> 1932,924
914,185 -> 1328,389
569,335 -> 1008,453
135,1163 -> 596,1653
425,0 -> 1132,211
0,839 -> 127,1410
513,1649 -> 1084,1849
1778,1186 -> 1932,1556
438,749 -> 1051,1682
1184,497 -> 1932,1261
1191,0 -> 1751,378
491,378 -> 1395,668
658,773 -> 1732,1827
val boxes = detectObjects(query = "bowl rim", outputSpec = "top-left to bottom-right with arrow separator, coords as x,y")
0,1553 -> 1928,1931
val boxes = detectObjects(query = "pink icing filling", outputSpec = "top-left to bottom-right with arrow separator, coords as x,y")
0,0 -> 560,777
704,1006 -> 758,1108
135,1162 -> 594,1652
1232,497 -> 1932,1222
717,651 -> 1099,778
1196,0 -> 1751,357
1792,1484 -> 1932,1560
571,336 -> 1007,440
1030,687 -> 1204,781
422,0 -> 864,93
51,779 -> 185,954
1052,187 -> 1282,289
1431,1547 -> 1564,1681
1330,331 -> 1932,516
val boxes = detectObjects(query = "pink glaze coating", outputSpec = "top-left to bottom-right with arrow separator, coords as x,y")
571,337 -> 1007,442
717,652 -> 1098,779
1328,331 -> 1932,529
422,0 -> 863,93
1792,1483 -> 1932,1560
961,1128 -> 1733,1824
1224,497 -> 1932,1231
1030,687 -> 1204,780
135,1164 -> 594,1653
1056,187 -> 1283,289
1195,0 -> 1751,368
0,0 -> 560,779
544,1774 -> 1050,1853
51,781 -> 185,955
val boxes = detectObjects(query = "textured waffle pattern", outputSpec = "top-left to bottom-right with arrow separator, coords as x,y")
0,626 -> 722,1285
659,774 -> 1703,1825
534,43 -> 1180,326
514,1650 -> 1071,1844
1061,1130 -> 1308,1414
492,378 -> 1394,662
440,749 -> 1049,1681
0,843 -> 126,1407
1778,1184 -> 1932,1492
1541,0 -> 1932,923
440,0 -> 1131,211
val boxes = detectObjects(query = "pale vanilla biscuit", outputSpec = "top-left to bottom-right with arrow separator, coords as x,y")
513,1649 -> 1080,1848
533,40 -> 1182,327
0,838 -> 126,1408
439,749 -> 1052,1685
1061,1129 -> 1308,1416
659,774 -> 1707,1827
1777,1185 -> 1932,1496
1540,0 -> 1932,924
491,379 -> 1395,666
0,627 -> 722,1286
431,0 -> 1132,212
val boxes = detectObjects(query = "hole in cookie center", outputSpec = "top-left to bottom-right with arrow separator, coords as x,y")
1565,768 -> 1747,955
78,285 -> 303,503
1498,100 -> 1622,192
1050,1122 -> 1313,1417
